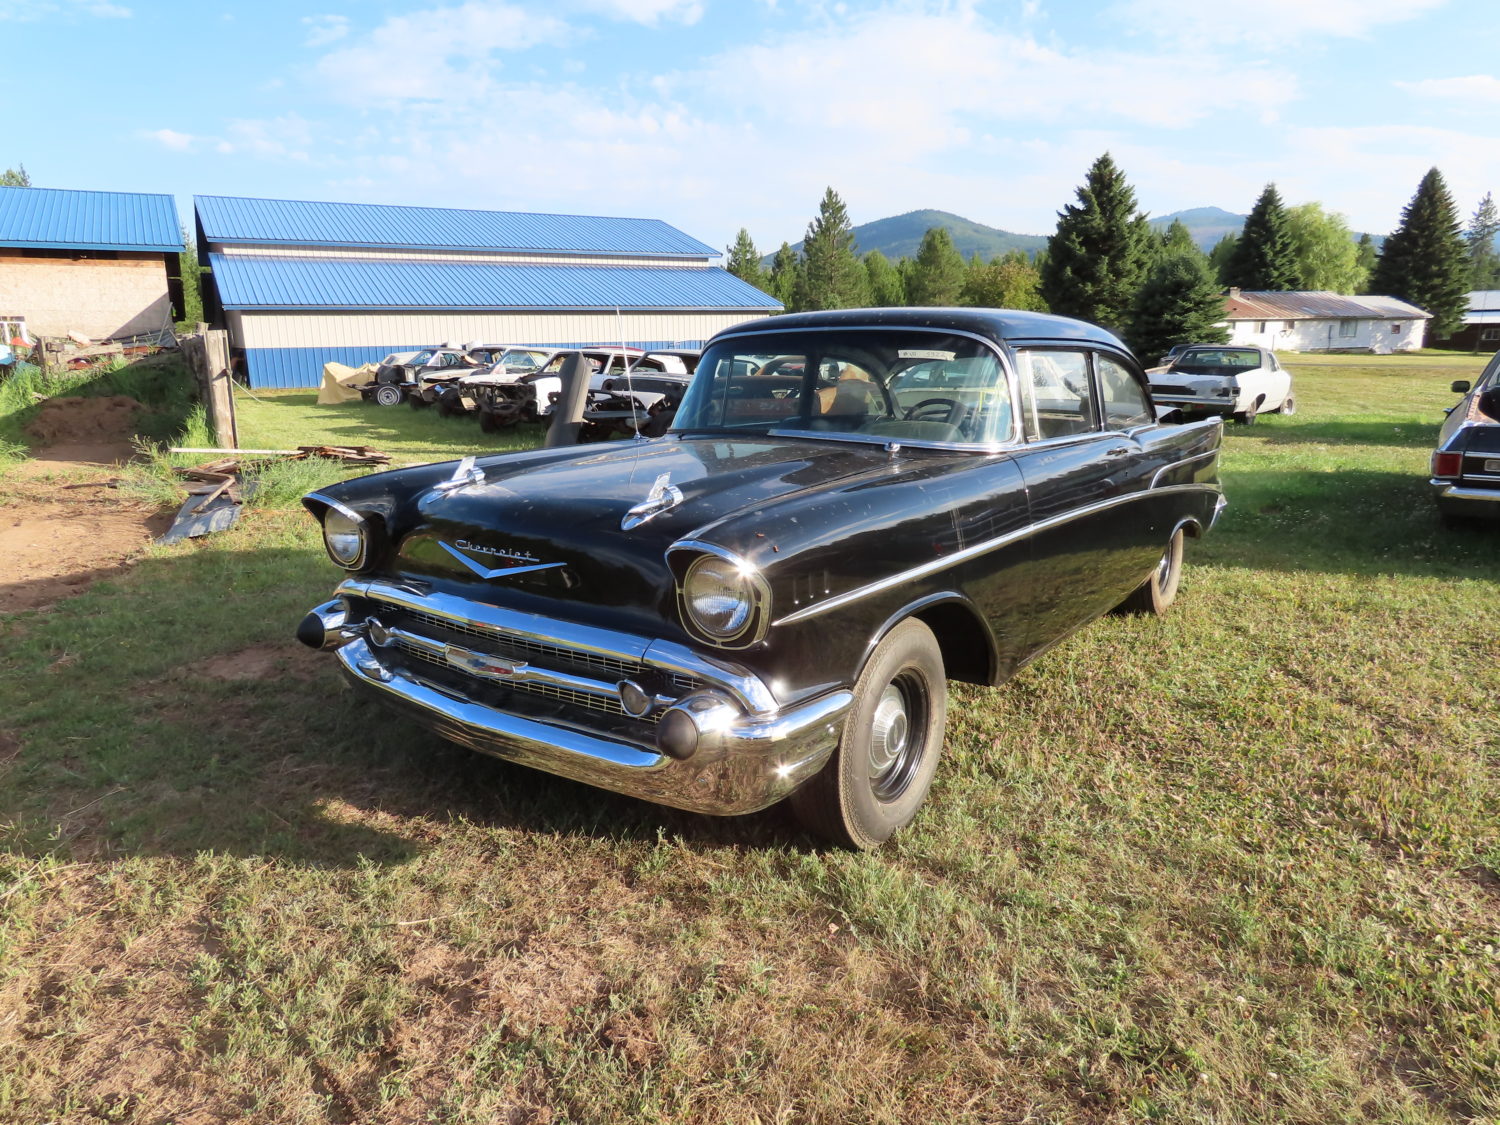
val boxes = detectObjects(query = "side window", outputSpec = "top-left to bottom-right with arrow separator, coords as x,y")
1096,354 -> 1153,431
1018,349 -> 1095,440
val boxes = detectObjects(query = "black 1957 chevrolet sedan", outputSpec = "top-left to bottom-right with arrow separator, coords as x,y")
297,308 -> 1225,849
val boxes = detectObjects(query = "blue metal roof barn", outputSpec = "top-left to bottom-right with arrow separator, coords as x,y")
0,187 -> 181,252
0,186 -> 183,340
197,195 -> 779,389
196,195 -> 718,258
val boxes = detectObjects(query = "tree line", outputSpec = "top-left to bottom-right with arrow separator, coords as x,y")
726,156 -> 1499,360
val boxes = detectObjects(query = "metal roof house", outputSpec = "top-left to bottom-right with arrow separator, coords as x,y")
1223,289 -> 1430,354
195,195 -> 781,389
0,186 -> 183,340
1447,291 -> 1500,352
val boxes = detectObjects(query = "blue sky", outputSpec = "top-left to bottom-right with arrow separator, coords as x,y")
5,0 -> 1498,255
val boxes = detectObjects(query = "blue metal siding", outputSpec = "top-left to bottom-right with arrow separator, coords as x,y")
211,254 -> 779,311
0,187 -> 180,252
247,340 -> 703,390
197,195 -> 718,258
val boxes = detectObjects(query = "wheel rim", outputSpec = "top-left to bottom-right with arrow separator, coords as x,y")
868,674 -> 924,802
1155,546 -> 1173,589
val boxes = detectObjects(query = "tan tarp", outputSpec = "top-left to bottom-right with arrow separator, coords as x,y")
318,362 -> 375,405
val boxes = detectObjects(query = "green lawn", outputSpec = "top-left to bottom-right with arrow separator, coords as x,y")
0,352 -> 1496,1124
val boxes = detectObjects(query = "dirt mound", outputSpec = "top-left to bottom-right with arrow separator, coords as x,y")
25,396 -> 143,445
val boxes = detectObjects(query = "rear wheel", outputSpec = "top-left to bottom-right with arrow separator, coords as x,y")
790,619 -> 947,850
1276,393 -> 1296,416
478,409 -> 499,433
1233,398 -> 1259,425
1116,527 -> 1184,616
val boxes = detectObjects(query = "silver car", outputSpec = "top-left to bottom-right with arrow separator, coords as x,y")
1148,345 -> 1295,424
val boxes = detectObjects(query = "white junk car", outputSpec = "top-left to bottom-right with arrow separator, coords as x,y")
1147,345 -> 1295,424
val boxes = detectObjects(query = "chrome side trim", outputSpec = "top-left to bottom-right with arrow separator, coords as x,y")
772,483 -> 1220,627
333,579 -> 779,714
1150,448 -> 1220,489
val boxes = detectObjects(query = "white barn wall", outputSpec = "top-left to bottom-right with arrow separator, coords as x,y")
1228,317 -> 1426,354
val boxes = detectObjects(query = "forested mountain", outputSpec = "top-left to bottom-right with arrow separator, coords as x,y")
770,209 -> 1046,262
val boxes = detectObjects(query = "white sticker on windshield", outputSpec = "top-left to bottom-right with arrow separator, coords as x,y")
898,349 -> 956,360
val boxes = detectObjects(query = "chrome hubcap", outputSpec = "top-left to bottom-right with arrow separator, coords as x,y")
1155,547 -> 1172,588
868,684 -> 909,781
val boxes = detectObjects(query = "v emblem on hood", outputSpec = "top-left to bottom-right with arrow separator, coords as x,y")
440,541 -> 566,581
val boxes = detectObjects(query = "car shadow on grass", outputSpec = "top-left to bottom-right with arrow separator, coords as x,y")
0,548 -> 806,872
1225,417 -> 1442,448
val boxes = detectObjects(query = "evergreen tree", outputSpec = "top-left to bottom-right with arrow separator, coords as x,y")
1355,233 -> 1378,285
1465,192 -> 1500,289
766,242 -> 801,309
725,228 -> 770,292
1038,153 -> 1151,328
864,250 -> 906,306
1126,252 -> 1230,363
1284,203 -> 1364,293
1224,184 -> 1297,291
178,225 -> 204,326
792,187 -> 868,312
906,226 -> 967,305
0,165 -> 30,187
1370,167 -> 1470,337
1208,233 -> 1238,284
1159,219 -> 1201,260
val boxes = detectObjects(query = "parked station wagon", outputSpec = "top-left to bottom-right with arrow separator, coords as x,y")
298,308 -> 1225,848
1432,350 -> 1500,523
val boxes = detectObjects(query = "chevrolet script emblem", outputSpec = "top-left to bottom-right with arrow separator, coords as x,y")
439,540 -> 566,581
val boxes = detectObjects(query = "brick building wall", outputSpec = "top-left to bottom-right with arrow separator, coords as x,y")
0,253 -> 172,338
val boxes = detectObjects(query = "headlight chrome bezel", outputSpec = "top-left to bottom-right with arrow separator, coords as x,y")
314,498 -> 372,570
671,543 -> 770,647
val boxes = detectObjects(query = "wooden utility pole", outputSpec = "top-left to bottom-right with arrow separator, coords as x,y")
185,324 -> 238,449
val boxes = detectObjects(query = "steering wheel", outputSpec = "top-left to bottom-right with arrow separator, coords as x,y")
903,397 -> 962,424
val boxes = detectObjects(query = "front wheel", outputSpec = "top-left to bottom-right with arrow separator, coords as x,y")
790,618 -> 947,850
372,383 -> 404,407
1115,527 -> 1185,616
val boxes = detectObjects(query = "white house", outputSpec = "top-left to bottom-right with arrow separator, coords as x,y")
1222,289 -> 1430,354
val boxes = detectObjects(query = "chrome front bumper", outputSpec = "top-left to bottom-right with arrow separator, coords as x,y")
306,582 -> 851,816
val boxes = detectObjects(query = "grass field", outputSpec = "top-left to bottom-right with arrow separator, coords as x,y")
1,353 -> 1497,1124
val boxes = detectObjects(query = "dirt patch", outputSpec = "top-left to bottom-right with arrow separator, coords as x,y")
24,394 -> 142,446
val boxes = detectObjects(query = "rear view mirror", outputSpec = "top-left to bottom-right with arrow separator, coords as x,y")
1451,380 -> 1471,394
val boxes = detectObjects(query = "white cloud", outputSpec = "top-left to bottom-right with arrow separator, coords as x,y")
302,13 -> 349,47
575,0 -> 703,24
215,115 -> 315,162
146,128 -> 196,151
0,0 -> 128,19
1112,0 -> 1448,49
314,3 -> 570,102
1396,75 -> 1500,103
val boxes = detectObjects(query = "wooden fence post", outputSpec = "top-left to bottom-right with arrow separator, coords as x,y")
203,328 -> 237,449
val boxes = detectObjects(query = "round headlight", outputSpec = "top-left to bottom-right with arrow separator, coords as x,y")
683,553 -> 758,640
322,507 -> 367,569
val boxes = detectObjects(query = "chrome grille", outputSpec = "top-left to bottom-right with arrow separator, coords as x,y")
392,638 -> 628,716
403,608 -> 641,679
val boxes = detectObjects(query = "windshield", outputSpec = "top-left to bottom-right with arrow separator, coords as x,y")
1174,348 -> 1262,375
672,329 -> 1013,445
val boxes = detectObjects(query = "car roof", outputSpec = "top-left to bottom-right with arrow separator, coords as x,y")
713,307 -> 1129,350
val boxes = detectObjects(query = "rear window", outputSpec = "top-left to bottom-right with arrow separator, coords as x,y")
1175,348 -> 1261,374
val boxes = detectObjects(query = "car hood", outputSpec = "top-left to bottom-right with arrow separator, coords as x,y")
322,435 -> 915,632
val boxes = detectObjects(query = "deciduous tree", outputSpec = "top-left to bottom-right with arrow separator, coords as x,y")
1284,203 -> 1365,293
1039,153 -> 1151,327
1224,184 -> 1297,291
1126,252 -> 1229,363
961,252 -> 1045,311
1371,167 -> 1470,337
864,250 -> 906,306
0,165 -> 30,187
1208,233 -> 1238,284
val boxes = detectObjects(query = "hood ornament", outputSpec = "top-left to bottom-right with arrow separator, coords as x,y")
622,472 -> 684,530
433,455 -> 485,494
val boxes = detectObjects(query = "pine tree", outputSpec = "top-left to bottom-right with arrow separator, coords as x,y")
864,250 -> 906,306
766,242 -> 801,309
1126,253 -> 1230,363
1465,192 -> 1500,289
1371,167 -> 1470,337
1159,219 -> 1201,260
1208,233 -> 1238,284
1224,184 -> 1297,291
0,165 -> 30,187
1355,233 -> 1378,286
1038,153 -> 1151,328
725,228 -> 770,293
906,227 -> 967,305
792,188 -> 868,312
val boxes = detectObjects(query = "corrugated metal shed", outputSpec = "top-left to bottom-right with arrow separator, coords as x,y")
0,186 -> 181,252
197,195 -> 719,258
209,254 -> 778,311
